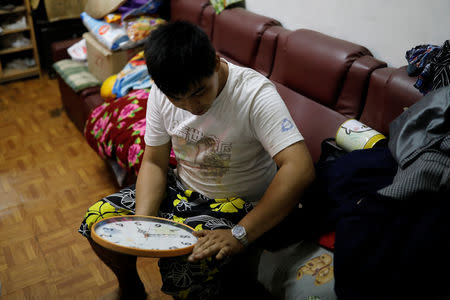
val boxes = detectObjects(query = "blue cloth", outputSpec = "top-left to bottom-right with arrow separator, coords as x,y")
112,52 -> 152,98
112,67 -> 151,98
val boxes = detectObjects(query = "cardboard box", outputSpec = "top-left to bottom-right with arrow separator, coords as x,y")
83,32 -> 143,82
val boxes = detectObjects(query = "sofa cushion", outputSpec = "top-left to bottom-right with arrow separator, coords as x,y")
270,29 -> 371,115
53,59 -> 101,93
274,82 -> 347,162
212,7 -> 280,69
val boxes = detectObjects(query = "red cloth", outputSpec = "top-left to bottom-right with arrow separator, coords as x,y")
318,231 -> 335,250
85,89 -> 176,177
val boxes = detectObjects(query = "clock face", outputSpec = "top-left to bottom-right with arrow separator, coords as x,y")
92,216 -> 198,256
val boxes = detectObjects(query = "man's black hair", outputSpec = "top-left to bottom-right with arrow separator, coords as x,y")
144,21 -> 217,98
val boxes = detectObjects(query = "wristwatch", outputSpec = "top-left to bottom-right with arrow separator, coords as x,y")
231,224 -> 249,246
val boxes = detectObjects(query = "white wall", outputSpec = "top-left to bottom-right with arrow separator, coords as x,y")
245,0 -> 450,67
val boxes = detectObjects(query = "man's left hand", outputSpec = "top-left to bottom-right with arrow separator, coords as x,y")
187,229 -> 244,262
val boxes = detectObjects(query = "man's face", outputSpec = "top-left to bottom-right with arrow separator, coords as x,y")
166,62 -> 220,116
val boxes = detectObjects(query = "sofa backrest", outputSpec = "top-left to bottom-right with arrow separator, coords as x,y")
211,7 -> 281,73
170,3 -> 280,77
252,25 -> 285,77
269,29 -> 385,118
267,29 -> 388,161
170,0 -> 214,39
359,66 -> 423,136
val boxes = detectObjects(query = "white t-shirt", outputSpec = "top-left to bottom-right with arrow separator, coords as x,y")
145,61 -> 303,204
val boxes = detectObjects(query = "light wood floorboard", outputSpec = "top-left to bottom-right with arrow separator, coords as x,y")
0,76 -> 171,299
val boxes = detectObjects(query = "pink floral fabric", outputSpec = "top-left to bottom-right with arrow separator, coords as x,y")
85,89 -> 177,178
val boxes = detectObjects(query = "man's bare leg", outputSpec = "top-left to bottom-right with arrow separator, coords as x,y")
89,239 -> 147,300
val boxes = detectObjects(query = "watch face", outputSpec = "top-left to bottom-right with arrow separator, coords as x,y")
232,225 -> 245,238
92,216 -> 198,257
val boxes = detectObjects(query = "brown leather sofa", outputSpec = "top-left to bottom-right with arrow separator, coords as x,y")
51,0 -> 425,298
169,0 -> 422,162
52,0 -> 422,162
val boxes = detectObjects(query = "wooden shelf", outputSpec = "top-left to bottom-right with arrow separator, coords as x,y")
0,66 -> 39,83
0,45 -> 33,55
0,0 -> 41,82
0,27 -> 30,36
0,5 -> 26,15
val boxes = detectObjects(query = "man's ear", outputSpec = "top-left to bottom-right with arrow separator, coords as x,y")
215,54 -> 221,72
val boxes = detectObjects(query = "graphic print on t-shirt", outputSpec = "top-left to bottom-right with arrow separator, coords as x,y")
281,118 -> 294,132
172,122 -> 232,182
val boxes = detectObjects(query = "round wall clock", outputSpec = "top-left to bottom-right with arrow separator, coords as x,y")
91,215 -> 198,257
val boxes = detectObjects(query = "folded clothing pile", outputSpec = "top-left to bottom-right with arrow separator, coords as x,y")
0,15 -> 26,32
81,0 -> 166,51
0,33 -> 30,48
5,57 -> 36,70
405,40 -> 450,94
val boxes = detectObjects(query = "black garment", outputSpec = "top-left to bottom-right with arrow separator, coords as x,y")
263,145 -> 398,252
334,191 -> 450,300
310,146 -> 450,299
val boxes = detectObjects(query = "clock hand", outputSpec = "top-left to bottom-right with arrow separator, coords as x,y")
145,225 -> 152,239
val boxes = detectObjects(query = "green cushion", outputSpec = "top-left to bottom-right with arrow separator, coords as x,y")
53,59 -> 100,93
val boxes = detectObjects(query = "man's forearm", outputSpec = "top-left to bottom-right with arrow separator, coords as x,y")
135,143 -> 171,216
239,142 -> 315,243
135,160 -> 167,216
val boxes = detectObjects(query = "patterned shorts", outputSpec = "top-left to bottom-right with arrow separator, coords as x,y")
79,170 -> 253,299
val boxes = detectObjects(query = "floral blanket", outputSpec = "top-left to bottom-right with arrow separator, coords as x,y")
85,89 -> 176,179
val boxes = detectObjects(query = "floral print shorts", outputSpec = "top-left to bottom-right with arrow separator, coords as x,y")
79,170 -> 253,299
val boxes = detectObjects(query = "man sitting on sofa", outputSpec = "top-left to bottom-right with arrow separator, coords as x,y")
79,21 -> 315,300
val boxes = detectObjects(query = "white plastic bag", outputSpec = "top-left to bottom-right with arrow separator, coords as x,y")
67,38 -> 87,61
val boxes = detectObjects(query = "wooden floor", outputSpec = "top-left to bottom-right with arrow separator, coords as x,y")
0,75 -> 171,299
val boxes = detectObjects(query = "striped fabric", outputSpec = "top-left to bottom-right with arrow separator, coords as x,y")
406,40 -> 450,95
53,59 -> 100,93
378,142 -> 450,200
431,40 -> 450,91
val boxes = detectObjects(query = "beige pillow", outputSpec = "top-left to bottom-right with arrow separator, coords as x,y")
84,0 -> 127,19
